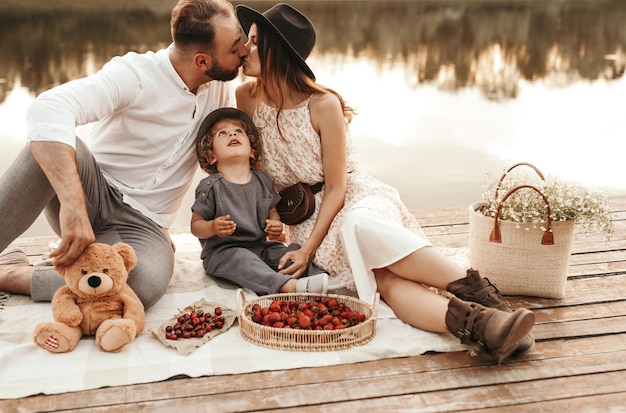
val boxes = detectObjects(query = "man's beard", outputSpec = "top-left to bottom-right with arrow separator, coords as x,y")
205,56 -> 242,81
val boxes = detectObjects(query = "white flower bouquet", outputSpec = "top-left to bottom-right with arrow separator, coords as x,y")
468,162 -> 613,298
476,163 -> 614,237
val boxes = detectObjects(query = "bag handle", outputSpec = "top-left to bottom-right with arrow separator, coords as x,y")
490,184 -> 554,245
495,162 -> 545,200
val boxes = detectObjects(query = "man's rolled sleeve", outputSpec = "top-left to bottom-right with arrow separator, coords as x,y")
26,95 -> 80,149
26,56 -> 140,149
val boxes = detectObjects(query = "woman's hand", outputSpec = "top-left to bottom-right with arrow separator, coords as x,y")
277,248 -> 313,278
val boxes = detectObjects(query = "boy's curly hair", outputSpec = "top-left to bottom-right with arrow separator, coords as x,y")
196,117 -> 263,174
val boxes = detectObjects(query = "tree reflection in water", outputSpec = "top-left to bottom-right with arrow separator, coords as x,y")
0,0 -> 624,103
1,0 -> 625,237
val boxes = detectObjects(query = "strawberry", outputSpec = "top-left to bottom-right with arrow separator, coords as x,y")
269,301 -> 281,312
317,314 -> 333,327
298,315 -> 311,329
268,312 -> 281,323
248,298 -> 368,331
317,304 -> 328,315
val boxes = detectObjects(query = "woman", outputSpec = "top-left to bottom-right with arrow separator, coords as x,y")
235,3 -> 534,363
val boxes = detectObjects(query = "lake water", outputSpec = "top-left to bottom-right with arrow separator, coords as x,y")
1,0 -> 625,237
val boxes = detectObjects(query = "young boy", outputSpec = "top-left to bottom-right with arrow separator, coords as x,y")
191,108 -> 328,295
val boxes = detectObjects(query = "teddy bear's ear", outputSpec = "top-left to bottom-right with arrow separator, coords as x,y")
112,243 -> 138,272
55,265 -> 67,277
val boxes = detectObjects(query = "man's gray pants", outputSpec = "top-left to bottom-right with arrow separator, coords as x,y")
0,139 -> 174,308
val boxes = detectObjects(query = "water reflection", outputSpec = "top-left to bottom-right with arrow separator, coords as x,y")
1,1 -> 625,237
1,1 -> 625,103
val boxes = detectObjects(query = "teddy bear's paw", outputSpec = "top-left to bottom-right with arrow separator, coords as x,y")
97,319 -> 136,352
33,322 -> 82,353
34,332 -> 73,353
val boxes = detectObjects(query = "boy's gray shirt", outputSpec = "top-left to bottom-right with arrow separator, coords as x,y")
192,169 -> 280,259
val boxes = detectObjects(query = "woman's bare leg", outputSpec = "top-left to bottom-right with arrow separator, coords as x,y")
383,246 -> 466,290
374,267 -> 449,333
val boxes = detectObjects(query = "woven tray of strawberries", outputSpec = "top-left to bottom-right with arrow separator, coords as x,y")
237,289 -> 379,351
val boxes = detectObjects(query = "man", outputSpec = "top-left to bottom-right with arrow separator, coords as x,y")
0,0 -> 248,308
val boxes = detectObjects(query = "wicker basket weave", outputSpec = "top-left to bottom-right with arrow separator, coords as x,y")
237,289 -> 379,351
468,163 -> 576,299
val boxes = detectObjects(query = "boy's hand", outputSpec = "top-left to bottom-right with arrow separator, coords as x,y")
213,215 -> 236,237
265,219 -> 284,240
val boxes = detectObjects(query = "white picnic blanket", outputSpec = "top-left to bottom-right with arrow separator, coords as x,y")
0,234 -> 468,399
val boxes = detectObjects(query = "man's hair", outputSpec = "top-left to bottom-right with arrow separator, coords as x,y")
170,0 -> 234,53
197,117 -> 263,174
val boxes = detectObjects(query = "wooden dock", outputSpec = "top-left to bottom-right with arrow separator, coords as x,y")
2,195 -> 625,412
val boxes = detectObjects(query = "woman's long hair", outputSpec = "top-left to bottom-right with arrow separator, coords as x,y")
249,24 -> 355,138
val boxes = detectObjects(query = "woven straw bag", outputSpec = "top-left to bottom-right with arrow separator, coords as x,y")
468,163 -> 575,299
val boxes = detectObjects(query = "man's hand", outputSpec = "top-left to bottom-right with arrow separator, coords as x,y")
50,203 -> 95,268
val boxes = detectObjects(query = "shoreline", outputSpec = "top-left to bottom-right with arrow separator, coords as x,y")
17,187 -> 626,239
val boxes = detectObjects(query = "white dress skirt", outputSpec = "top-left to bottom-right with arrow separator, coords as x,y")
254,100 -> 431,305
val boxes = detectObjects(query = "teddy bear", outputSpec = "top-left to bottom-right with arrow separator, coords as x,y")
33,242 -> 145,353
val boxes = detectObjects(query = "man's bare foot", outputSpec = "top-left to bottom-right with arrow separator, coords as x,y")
0,249 -> 34,295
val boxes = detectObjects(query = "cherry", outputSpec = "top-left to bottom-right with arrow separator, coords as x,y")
165,306 -> 226,340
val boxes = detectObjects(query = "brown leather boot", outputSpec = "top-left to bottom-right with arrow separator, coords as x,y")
445,297 -> 535,364
447,268 -> 535,355
447,268 -> 510,310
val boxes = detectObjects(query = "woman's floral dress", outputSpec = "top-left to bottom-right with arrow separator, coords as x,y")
254,99 -> 431,303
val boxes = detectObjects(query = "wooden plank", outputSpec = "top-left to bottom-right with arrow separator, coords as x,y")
531,300 -> 626,324
5,335 -> 626,413
507,274 -> 626,309
570,249 -> 626,265
525,333 -> 626,360
49,349 -> 626,412
277,370 -> 626,413
567,261 -> 626,278
476,391 -> 626,412
532,315 -> 626,340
